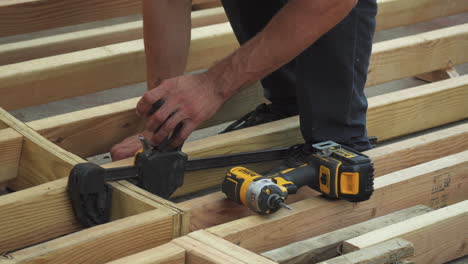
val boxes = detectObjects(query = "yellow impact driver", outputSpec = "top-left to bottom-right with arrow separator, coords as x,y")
221,141 -> 374,214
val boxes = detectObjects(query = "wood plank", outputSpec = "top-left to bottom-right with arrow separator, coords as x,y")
367,23 -> 468,87
2,21 -> 467,111
8,210 -> 177,264
106,243 -> 186,264
188,230 -> 277,264
110,76 -> 468,198
376,0 -> 468,31
0,177 -> 177,255
3,0 -> 467,67
316,238 -> 414,264
181,123 -> 467,231
343,200 -> 468,263
0,128 -> 22,183
0,0 -> 219,37
0,7 -> 228,66
262,206 -> 432,264
206,151 -> 468,253
0,108 -> 84,190
171,237 -> 245,264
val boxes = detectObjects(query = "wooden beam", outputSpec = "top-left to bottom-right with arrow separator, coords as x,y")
0,177 -> 179,255
172,237 -> 245,264
0,0 -> 219,37
180,123 -> 467,231
0,22 -> 239,110
367,23 -> 468,86
188,230 -> 277,264
3,0 -> 467,67
343,200 -> 468,263
205,151 -> 468,253
1,21 -> 467,111
0,108 -> 83,190
376,0 -> 468,31
262,206 -> 432,264
0,7 -> 228,66
110,76 -> 468,198
317,238 -> 414,264
17,28 -> 468,159
106,243 -> 186,264
0,128 -> 22,183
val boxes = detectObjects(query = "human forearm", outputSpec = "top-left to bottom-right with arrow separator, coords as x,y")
143,0 -> 192,89
206,0 -> 357,99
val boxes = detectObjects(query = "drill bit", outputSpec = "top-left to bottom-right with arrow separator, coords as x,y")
279,201 -> 292,210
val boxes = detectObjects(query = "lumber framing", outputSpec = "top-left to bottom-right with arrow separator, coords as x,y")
12,29 -> 468,160
343,200 -> 468,263
106,243 -> 186,264
0,0 -> 219,37
262,206 -> 432,264
0,109 -> 190,262
3,0 -> 467,66
317,238 -> 414,264
109,76 -> 468,198
0,128 -> 22,183
0,7 -> 228,66
1,20 -> 467,111
205,151 -> 468,253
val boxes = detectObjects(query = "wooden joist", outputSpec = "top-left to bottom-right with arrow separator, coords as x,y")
0,7 -> 228,66
3,0 -> 467,67
0,0 -> 219,37
262,206 -> 432,264
105,243 -> 186,264
205,151 -> 468,253
0,128 -> 22,183
317,238 -> 414,264
13,28 -> 467,161
1,19 -> 467,111
343,200 -> 468,263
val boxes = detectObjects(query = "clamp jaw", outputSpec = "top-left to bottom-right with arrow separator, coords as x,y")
67,137 -> 187,227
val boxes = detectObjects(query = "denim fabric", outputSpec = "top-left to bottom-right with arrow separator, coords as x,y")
220,0 -> 378,151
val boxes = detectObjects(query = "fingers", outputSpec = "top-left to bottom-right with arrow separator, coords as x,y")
151,111 -> 187,145
137,88 -> 165,116
145,101 -> 176,132
169,121 -> 197,148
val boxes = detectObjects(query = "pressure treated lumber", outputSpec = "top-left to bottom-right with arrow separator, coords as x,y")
110,76 -> 468,198
2,21 -> 468,111
206,151 -> 468,253
0,108 -> 83,190
343,200 -> 468,263
4,0 -> 467,66
0,22 -> 238,110
376,0 -> 468,31
181,123 -> 467,231
188,230 -> 277,264
0,0 -> 219,37
262,206 -> 432,264
0,128 -> 22,183
316,238 -> 414,264
0,7 -> 228,66
106,243 -> 186,264
16,29 -> 468,159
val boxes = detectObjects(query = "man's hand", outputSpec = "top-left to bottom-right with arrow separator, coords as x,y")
137,73 -> 225,147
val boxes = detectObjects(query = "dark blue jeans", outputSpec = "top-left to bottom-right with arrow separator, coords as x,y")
220,0 -> 378,151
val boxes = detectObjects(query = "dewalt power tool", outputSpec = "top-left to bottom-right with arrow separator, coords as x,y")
222,141 -> 374,214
